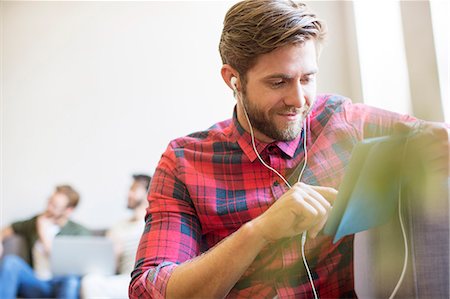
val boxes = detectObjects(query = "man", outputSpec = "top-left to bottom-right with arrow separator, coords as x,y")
129,1 -> 449,298
0,185 -> 91,299
81,174 -> 151,299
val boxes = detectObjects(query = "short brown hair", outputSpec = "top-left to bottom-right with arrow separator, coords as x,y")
132,174 -> 152,190
55,185 -> 80,208
219,0 -> 326,80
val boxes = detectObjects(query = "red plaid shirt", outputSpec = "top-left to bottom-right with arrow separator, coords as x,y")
130,94 -> 413,298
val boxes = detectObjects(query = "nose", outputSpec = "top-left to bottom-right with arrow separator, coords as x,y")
285,82 -> 308,108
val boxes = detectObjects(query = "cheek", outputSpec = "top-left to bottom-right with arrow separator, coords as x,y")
47,205 -> 56,213
246,88 -> 286,117
303,87 -> 316,107
245,92 -> 267,113
138,189 -> 148,198
305,83 -> 316,97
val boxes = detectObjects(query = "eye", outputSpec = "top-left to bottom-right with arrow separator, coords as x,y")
300,74 -> 316,84
270,80 -> 286,89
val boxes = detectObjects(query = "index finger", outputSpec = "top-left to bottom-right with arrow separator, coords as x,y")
308,185 -> 338,205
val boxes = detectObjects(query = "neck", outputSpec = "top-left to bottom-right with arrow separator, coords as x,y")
54,216 -> 69,227
131,204 -> 147,222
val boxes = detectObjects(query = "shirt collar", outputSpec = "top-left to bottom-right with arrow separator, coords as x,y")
228,106 -> 301,162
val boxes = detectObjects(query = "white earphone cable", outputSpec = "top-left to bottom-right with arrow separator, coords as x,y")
388,186 -> 408,299
240,91 -> 318,299
235,78 -> 417,299
241,103 -> 292,189
389,124 -> 420,299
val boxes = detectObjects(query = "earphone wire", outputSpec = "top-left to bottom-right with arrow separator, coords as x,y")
242,104 -> 292,188
389,183 -> 408,299
297,118 -> 319,299
389,123 -> 421,299
238,74 -> 417,299
240,91 -> 319,299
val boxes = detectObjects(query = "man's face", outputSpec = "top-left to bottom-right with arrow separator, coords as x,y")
45,192 -> 71,220
127,181 -> 147,209
238,40 -> 318,142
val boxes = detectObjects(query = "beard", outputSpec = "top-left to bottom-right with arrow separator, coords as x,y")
241,93 -> 309,141
127,199 -> 142,210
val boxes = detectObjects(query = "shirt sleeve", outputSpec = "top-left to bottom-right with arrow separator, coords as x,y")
11,217 -> 36,236
11,216 -> 40,247
129,144 -> 202,299
59,221 -> 92,236
342,100 -> 417,139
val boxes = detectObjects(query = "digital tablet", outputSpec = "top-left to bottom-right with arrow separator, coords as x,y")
323,135 -> 407,243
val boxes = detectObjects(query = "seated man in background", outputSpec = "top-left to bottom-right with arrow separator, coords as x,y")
81,174 -> 151,299
0,184 -> 91,299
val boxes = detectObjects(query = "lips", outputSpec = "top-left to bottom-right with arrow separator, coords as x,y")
277,108 -> 308,120
278,112 -> 299,122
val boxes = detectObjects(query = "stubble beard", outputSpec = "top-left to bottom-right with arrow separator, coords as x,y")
241,94 -> 307,142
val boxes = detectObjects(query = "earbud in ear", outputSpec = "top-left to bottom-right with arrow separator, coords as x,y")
230,77 -> 237,91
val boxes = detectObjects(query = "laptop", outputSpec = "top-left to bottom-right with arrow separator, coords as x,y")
51,235 -> 116,276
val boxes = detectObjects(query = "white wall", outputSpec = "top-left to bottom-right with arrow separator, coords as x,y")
0,1 -> 356,229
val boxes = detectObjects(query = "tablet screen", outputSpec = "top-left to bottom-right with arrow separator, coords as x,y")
323,135 -> 407,243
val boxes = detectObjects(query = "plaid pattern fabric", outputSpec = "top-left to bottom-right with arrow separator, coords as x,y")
130,94 -> 413,299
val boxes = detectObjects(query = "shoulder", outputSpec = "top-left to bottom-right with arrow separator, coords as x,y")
310,94 -> 354,126
108,219 -> 133,233
60,220 -> 92,236
11,215 -> 39,234
166,118 -> 233,153
314,94 -> 353,113
153,118 -> 234,179
107,219 -> 142,238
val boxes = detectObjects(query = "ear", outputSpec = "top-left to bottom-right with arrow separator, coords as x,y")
221,64 -> 240,92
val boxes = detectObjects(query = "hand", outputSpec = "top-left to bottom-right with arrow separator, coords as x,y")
395,121 -> 449,177
37,214 -> 53,234
0,226 -> 15,258
36,214 -> 54,254
252,182 -> 337,243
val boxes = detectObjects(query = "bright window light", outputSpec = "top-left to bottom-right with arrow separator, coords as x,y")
430,0 -> 449,122
352,1 -> 412,115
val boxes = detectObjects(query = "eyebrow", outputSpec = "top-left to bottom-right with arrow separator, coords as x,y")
262,70 -> 318,80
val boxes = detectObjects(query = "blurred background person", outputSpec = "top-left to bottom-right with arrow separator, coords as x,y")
81,174 -> 151,299
0,184 -> 91,299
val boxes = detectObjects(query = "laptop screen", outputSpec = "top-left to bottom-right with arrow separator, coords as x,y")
51,236 -> 116,276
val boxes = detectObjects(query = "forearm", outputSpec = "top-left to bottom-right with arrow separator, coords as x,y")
165,183 -> 336,298
36,228 -> 52,254
166,221 -> 268,299
35,216 -> 57,256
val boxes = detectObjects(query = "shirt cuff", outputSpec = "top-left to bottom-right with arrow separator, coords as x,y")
145,262 -> 177,298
